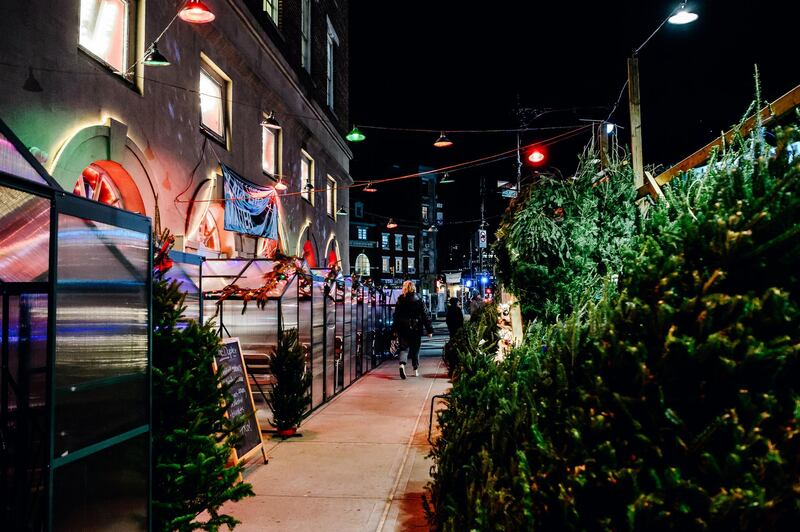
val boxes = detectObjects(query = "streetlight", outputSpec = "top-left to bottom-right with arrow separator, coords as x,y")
628,2 -> 698,188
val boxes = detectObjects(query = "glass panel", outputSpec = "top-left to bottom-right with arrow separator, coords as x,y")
213,299 -> 278,355
333,282 -> 344,394
342,279 -> 352,388
281,276 -> 298,333
200,67 -> 224,137
164,260 -> 201,325
0,132 -> 47,185
79,0 -> 129,72
311,279 -> 325,408
262,126 -> 276,176
0,186 -> 50,282
53,434 -> 147,531
55,214 -> 148,455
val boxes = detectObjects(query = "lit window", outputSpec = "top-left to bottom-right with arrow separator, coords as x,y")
301,0 -> 311,71
73,163 -> 123,208
357,227 -> 367,240
394,234 -> 402,249
382,256 -> 390,273
326,175 -> 336,216
262,124 -> 279,176
422,205 -> 429,223
263,0 -> 279,25
326,18 -> 339,109
395,257 -> 403,273
199,63 -> 228,141
79,0 -> 134,73
301,151 -> 314,204
408,257 -> 416,274
407,235 -> 415,251
355,253 -> 370,277
437,211 -> 444,224
381,233 -> 389,249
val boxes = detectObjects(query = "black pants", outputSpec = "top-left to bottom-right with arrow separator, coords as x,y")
398,335 -> 421,369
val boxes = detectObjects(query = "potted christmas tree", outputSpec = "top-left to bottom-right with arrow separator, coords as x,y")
267,328 -> 311,437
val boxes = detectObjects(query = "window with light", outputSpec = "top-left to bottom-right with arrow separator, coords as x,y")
79,0 -> 135,73
263,0 -> 279,25
381,233 -> 389,249
382,256 -> 390,273
262,124 -> 279,176
395,257 -> 403,273
301,152 -> 314,204
355,253 -> 370,277
407,235 -> 415,251
407,257 -> 416,274
73,163 -> 123,208
394,234 -> 402,250
357,227 -> 367,240
301,0 -> 311,71
199,64 -> 227,140
422,205 -> 429,223
326,176 -> 336,216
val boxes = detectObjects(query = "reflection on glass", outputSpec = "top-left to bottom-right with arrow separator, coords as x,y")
0,186 -> 50,282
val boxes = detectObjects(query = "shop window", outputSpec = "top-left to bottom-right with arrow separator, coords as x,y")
263,0 -> 279,26
394,234 -> 402,250
301,0 -> 311,71
326,175 -> 336,216
301,151 -> 314,204
382,256 -> 390,273
355,253 -> 370,277
357,227 -> 367,240
262,123 -> 279,176
199,61 -> 229,142
407,235 -> 415,251
73,163 -> 123,208
79,0 -> 136,73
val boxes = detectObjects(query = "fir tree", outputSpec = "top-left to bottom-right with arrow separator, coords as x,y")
267,328 -> 311,433
152,275 -> 254,531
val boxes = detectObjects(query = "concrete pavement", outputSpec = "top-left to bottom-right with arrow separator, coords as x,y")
222,324 -> 451,531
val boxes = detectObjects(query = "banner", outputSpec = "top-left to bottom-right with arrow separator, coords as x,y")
445,272 -> 462,284
222,164 -> 279,239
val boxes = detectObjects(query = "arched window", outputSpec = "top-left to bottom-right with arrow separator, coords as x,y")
354,253 -> 370,277
73,163 -> 123,208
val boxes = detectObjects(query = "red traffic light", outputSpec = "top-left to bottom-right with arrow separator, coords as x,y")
525,146 -> 547,166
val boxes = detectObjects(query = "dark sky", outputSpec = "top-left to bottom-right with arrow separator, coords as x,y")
348,0 -> 798,265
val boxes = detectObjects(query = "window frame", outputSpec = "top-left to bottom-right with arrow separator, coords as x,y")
407,257 -> 416,274
301,0 -> 311,71
300,150 -> 315,205
381,233 -> 389,249
326,17 -> 339,110
326,175 -> 336,218
407,235 -> 415,251
394,234 -> 402,250
78,0 -> 137,76
199,58 -> 230,146
382,256 -> 390,273
261,120 -> 281,178
357,227 -> 368,240
263,0 -> 279,26
394,256 -> 403,274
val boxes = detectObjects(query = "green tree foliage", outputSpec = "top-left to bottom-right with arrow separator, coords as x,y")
442,304 -> 499,378
267,328 -> 311,433
427,118 -> 800,529
153,277 -> 253,531
495,148 -> 638,322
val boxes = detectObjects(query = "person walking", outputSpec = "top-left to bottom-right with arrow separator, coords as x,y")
469,293 -> 484,317
392,280 -> 433,379
445,297 -> 464,337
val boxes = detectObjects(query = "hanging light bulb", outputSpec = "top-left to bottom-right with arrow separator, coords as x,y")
22,66 -> 43,92
274,179 -> 288,191
179,1 -> 216,23
142,42 -> 171,67
668,3 -> 699,24
346,126 -> 366,142
386,218 -> 398,229
433,132 -> 453,148
261,111 -> 281,129
440,172 -> 454,184
363,182 -> 378,192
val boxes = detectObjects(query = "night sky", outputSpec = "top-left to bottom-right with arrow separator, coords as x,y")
348,0 -> 798,265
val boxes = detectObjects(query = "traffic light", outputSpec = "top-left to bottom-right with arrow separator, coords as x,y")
525,145 -> 547,166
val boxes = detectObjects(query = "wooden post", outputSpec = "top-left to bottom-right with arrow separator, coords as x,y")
628,56 -> 644,189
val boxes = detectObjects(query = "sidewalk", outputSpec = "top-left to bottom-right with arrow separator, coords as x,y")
222,324 -> 451,531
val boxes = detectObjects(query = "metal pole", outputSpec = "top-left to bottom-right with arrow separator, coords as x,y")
628,55 -> 645,189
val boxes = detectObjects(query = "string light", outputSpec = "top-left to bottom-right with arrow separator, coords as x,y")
433,132 -> 454,148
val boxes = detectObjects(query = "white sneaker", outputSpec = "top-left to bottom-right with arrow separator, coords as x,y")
399,365 -> 407,380
414,369 -> 419,377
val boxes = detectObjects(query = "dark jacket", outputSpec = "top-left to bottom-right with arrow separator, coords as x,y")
392,293 -> 433,344
445,304 -> 464,336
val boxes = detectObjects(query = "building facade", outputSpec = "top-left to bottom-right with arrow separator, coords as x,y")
0,0 -> 352,270
378,223 -> 420,286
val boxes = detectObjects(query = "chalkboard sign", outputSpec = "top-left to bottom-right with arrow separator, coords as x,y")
214,338 -> 267,464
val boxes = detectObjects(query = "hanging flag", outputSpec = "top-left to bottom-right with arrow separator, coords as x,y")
221,164 -> 278,239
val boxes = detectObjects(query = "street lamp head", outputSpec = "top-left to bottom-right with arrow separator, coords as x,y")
668,4 -> 699,25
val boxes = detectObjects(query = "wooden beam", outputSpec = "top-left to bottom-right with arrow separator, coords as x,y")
628,57 -> 645,189
654,83 -> 800,187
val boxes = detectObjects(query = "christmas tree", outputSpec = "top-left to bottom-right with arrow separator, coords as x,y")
267,328 -> 311,434
152,263 -> 253,530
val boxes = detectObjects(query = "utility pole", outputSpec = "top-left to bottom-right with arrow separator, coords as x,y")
627,55 -> 644,189
479,177 -> 486,276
